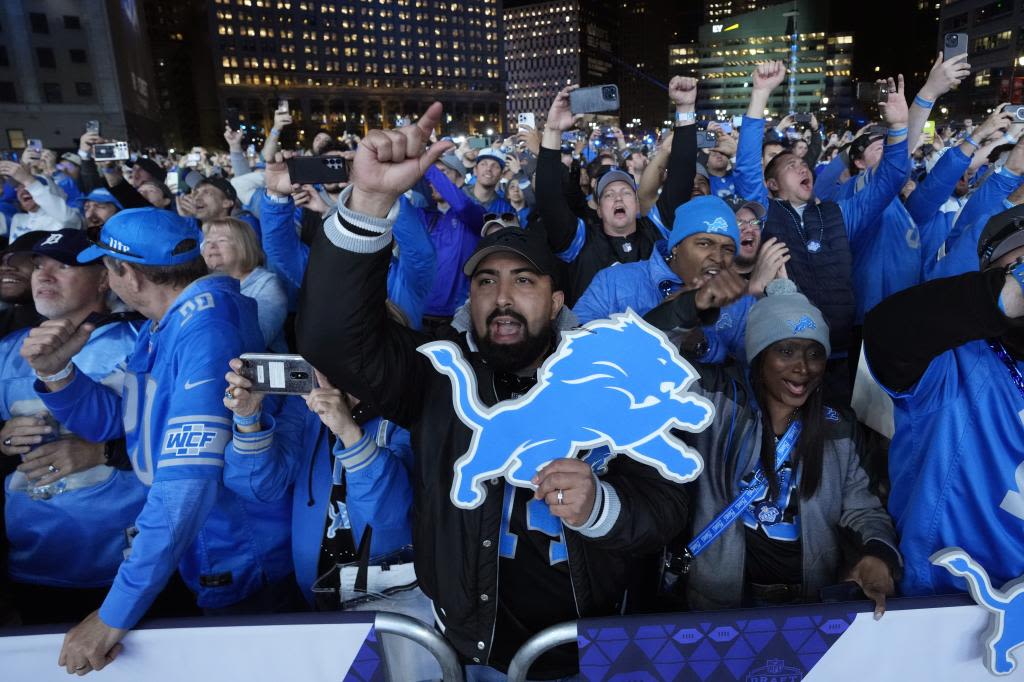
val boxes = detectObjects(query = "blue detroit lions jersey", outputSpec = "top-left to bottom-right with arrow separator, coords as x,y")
1,322 -> 146,588
38,275 -> 292,628
879,339 -> 1024,596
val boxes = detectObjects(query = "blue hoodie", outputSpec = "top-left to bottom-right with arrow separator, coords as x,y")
225,396 -> 414,606
2,321 -> 147,588
37,275 -> 293,629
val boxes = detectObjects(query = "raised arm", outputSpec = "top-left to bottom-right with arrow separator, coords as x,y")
637,131 -> 672,216
297,103 -> 452,426
261,109 -> 292,162
907,53 -> 971,158
389,196 -> 437,330
537,85 -> 591,254
654,76 -> 698,229
734,61 -> 788,206
424,165 -> 485,233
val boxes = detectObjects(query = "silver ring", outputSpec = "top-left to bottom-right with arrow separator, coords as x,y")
74,665 -> 88,671
224,389 -> 234,400
48,464 -> 59,474
2,437 -> 10,447
556,489 -> 564,505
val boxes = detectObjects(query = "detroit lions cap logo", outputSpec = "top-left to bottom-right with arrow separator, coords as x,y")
39,233 -> 63,247
788,315 -> 817,334
932,548 -> 1024,675
703,216 -> 730,233
418,310 -> 716,510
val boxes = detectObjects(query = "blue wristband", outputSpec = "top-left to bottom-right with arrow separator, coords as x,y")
887,127 -> 908,138
965,133 -> 980,148
233,410 -> 262,427
913,95 -> 934,109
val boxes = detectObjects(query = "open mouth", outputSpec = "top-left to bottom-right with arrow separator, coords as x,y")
740,237 -> 755,249
613,206 -> 626,217
782,379 -> 808,397
799,177 -> 812,191
702,266 -> 721,277
489,316 -> 523,341
0,277 -> 25,286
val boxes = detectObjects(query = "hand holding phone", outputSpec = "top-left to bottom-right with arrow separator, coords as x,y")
570,85 -> 620,114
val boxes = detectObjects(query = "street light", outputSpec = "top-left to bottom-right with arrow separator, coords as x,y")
822,96 -> 829,105
940,106 -> 948,115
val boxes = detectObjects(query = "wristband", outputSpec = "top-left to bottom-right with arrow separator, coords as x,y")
233,410 -> 262,427
36,362 -> 74,383
269,129 -> 280,138
674,111 -> 695,124
913,95 -> 934,109
964,133 -> 980,148
887,127 -> 908,138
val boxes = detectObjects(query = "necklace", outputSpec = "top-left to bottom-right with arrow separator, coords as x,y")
987,338 -> 1024,402
775,199 -> 825,253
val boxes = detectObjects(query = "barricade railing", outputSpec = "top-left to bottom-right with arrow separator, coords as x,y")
373,611 -> 464,682
506,621 -> 578,682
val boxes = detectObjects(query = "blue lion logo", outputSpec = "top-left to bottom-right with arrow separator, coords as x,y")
788,315 -> 817,334
932,548 -> 1024,675
418,310 -> 715,509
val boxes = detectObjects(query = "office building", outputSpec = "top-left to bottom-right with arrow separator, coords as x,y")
938,0 -> 1023,117
0,0 -> 162,151
705,0 -> 790,21
503,0 -> 617,129
675,0 -> 855,119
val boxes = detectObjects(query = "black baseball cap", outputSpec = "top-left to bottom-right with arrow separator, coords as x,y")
849,133 -> 884,161
462,227 -> 558,281
195,175 -> 239,204
978,204 -> 1024,269
129,157 -> 167,183
3,230 -> 49,255
31,228 -> 96,266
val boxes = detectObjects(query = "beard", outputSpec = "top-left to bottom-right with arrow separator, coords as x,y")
473,308 -> 555,374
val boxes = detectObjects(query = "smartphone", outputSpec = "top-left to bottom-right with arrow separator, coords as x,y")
517,112 -> 536,130
569,84 -> 620,114
285,155 -> 349,185
225,107 -> 241,130
943,32 -> 969,62
239,354 -> 316,394
468,137 -> 489,150
1008,105 -> 1024,122
868,125 -> 887,137
165,170 -> 179,194
26,138 -> 43,153
93,141 -> 131,162
186,152 -> 201,167
696,130 -> 718,149
793,113 -> 812,124
718,121 -> 733,134
86,120 -> 100,135
856,82 -> 889,104
277,99 -> 289,114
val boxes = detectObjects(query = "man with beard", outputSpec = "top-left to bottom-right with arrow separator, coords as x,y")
82,189 -> 124,242
572,195 -> 788,365
465,148 -> 514,215
0,232 -> 46,338
864,203 -> 1024,599
298,103 -> 690,679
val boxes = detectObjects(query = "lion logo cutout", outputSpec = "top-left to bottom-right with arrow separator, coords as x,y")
932,548 -> 1024,676
418,310 -> 716,509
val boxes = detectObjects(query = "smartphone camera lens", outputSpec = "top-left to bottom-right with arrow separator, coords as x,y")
602,86 -> 617,100
291,372 -> 309,380
944,34 -> 958,47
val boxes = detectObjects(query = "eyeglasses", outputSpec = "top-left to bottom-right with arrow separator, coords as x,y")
483,212 -> 518,224
737,218 -> 763,229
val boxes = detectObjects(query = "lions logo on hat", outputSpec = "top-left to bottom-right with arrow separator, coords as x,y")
703,216 -> 730,233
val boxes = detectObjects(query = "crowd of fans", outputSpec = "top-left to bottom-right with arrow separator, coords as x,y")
1,49 -> 1023,681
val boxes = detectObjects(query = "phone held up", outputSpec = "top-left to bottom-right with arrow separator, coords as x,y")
285,156 -> 349,185
943,32 -> 968,62
570,85 -> 620,115
239,354 -> 317,395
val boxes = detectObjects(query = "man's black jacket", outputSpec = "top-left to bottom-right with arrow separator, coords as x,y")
297,197 -> 690,669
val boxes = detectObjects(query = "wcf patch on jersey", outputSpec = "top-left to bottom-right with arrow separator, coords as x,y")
162,423 -> 227,457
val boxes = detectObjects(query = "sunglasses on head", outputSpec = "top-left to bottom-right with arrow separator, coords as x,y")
981,218 -> 1024,268
483,212 -> 518,223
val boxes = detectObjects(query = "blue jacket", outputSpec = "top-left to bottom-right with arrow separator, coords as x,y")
258,191 -> 435,328
414,166 -> 486,317
2,322 -> 147,588
37,275 -> 293,628
225,397 -> 414,606
836,150 -> 958,322
572,246 -> 754,364
925,166 -> 1024,280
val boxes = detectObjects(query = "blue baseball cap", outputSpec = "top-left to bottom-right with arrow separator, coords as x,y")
668,195 -> 741,253
77,207 -> 203,265
83,188 -> 125,211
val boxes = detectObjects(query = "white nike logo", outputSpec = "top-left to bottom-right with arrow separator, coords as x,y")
184,378 -> 216,390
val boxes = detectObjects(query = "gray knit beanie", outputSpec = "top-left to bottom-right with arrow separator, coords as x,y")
745,279 -> 831,361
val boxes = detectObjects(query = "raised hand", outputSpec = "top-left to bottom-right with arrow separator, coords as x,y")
668,76 -> 698,110
264,152 -> 294,196
544,85 -> 583,133
0,160 -> 33,186
272,109 -> 292,132
878,75 -> 909,129
971,105 -> 1015,145
920,52 -> 971,101
692,267 -> 747,311
349,101 -> 453,218
19,320 -> 94,382
223,358 -> 266,419
223,127 -> 244,151
747,237 -> 791,297
752,60 -> 787,92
